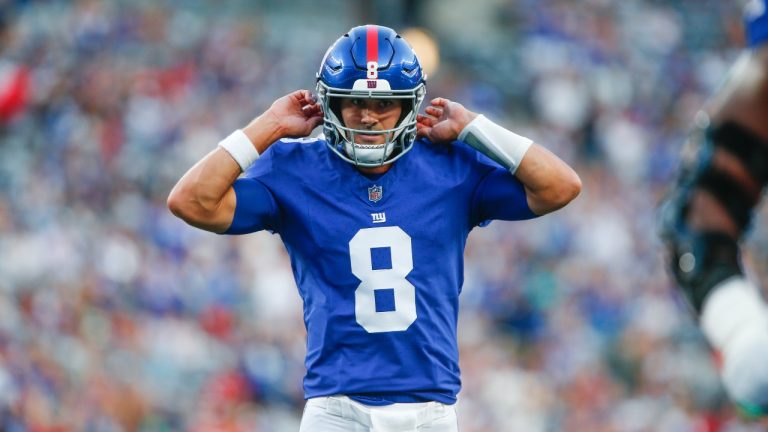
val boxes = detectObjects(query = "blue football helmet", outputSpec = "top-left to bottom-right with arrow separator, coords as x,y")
316,25 -> 427,167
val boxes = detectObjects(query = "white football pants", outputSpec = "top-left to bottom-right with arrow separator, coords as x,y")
299,395 -> 458,432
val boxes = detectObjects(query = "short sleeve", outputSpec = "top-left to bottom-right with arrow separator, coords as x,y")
222,143 -> 282,235
470,167 -> 537,228
224,177 -> 281,234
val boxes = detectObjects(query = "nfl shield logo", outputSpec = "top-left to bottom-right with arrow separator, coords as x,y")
368,185 -> 383,203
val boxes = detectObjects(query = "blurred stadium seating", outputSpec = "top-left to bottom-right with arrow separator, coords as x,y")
0,0 -> 766,430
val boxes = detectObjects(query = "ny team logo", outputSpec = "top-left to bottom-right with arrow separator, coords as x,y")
368,185 -> 383,202
371,212 -> 386,223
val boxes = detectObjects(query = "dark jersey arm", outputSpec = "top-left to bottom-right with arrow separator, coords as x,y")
223,177 -> 281,234
470,167 -> 537,227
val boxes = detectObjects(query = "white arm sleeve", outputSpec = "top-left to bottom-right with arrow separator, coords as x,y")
458,114 -> 533,174
701,276 -> 768,409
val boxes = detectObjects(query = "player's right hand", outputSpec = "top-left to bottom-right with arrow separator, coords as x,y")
266,89 -> 324,138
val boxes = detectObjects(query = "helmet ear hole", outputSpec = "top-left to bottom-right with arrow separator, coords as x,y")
329,97 -> 343,125
397,100 -> 413,125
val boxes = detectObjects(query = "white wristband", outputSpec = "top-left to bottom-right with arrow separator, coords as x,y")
458,114 -> 533,174
217,129 -> 260,171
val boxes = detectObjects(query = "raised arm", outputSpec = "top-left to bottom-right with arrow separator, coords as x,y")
657,44 -> 768,417
167,90 -> 323,233
513,144 -> 583,215
416,98 -> 581,215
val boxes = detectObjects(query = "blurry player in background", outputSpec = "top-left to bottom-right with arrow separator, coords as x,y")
659,0 -> 768,418
168,25 -> 580,431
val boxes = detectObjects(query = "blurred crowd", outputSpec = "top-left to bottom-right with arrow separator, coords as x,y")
0,0 -> 766,431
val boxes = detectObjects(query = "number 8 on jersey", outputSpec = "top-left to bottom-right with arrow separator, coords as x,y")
349,226 -> 417,333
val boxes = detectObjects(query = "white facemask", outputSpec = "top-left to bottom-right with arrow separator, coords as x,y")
343,140 -> 395,165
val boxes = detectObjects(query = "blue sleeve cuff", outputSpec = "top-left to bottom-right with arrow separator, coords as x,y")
223,178 -> 280,235
471,168 -> 537,227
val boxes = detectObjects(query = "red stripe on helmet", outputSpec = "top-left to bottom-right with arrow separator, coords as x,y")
366,25 -> 378,64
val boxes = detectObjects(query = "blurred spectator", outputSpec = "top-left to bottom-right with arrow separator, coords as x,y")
0,1 -> 762,430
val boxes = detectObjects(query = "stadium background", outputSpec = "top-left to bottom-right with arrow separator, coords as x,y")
1,0 -> 767,430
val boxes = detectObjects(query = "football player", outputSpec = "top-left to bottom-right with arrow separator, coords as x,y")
168,25 -> 580,431
658,0 -> 768,418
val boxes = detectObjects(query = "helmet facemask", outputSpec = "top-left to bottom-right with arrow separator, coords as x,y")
317,80 -> 426,167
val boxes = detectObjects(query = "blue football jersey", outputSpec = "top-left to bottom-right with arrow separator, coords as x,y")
225,137 -> 536,405
746,0 -> 768,47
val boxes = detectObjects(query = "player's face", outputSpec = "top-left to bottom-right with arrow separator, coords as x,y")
340,98 -> 403,144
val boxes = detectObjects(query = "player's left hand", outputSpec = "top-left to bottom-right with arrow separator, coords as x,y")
416,98 -> 478,143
